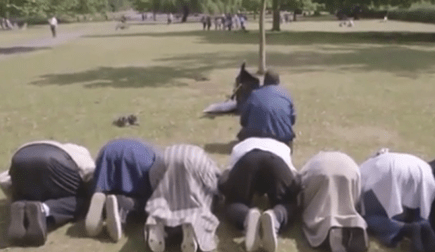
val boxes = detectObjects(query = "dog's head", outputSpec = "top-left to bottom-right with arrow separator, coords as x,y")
233,62 -> 260,108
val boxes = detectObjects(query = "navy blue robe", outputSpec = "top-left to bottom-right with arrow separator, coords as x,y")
93,139 -> 155,200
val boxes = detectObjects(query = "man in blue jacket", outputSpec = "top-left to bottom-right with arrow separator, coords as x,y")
237,70 -> 296,150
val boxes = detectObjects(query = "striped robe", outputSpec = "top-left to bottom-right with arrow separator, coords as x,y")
145,145 -> 221,252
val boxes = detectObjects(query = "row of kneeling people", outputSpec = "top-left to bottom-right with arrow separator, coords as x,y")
1,138 -> 435,252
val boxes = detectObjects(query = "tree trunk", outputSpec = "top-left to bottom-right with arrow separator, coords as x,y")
293,11 -> 297,21
181,5 -> 189,22
153,11 -> 156,21
258,0 -> 267,75
272,0 -> 280,31
254,12 -> 256,20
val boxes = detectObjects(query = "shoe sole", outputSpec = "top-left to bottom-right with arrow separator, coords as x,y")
261,212 -> 278,252
85,192 -> 106,237
105,195 -> 122,242
7,201 -> 26,244
25,202 -> 46,246
329,228 -> 347,252
147,223 -> 165,252
181,224 -> 198,252
245,209 -> 261,252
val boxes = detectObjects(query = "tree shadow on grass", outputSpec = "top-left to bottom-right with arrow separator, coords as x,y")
31,66 -> 211,88
84,30 -> 435,46
0,46 -> 50,55
31,43 -> 435,89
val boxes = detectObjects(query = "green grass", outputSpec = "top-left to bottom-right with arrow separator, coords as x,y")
1,19 -> 435,251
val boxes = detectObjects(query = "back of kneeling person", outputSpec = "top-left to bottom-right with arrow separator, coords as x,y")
360,151 -> 435,252
85,138 -> 164,242
218,137 -> 301,252
2,140 -> 95,246
300,151 -> 368,252
145,144 -> 221,252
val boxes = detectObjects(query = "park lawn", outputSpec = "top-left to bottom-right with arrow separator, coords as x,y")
0,22 -> 109,47
1,19 -> 435,251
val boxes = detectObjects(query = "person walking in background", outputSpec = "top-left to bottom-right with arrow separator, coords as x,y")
168,13 -> 173,24
48,15 -> 58,38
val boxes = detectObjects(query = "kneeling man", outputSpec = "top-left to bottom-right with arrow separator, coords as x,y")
1,140 -> 95,246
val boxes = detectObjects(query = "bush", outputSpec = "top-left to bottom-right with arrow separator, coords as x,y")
389,8 -> 435,23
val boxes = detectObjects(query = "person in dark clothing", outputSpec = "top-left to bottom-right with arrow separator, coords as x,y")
206,15 -> 212,30
85,139 -> 165,242
237,70 -> 297,149
1,141 -> 95,246
218,137 -> 301,252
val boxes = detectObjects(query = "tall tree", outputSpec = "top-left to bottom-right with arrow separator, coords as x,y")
258,0 -> 267,74
271,0 -> 280,31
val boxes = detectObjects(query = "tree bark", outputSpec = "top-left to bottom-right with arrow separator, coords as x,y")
272,0 -> 280,31
181,5 -> 189,22
258,0 -> 267,75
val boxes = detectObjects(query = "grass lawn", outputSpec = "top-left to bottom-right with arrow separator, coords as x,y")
1,19 -> 435,252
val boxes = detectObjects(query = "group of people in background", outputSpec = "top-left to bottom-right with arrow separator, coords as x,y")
201,12 -> 247,31
1,67 -> 435,252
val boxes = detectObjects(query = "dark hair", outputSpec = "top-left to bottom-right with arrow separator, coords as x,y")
263,70 -> 280,86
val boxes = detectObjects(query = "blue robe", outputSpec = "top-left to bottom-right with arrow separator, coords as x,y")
239,85 -> 296,143
93,139 -> 155,199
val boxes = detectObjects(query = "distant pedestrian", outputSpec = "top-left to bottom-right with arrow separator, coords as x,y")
240,14 -> 246,31
206,15 -> 212,30
201,16 -> 207,30
48,16 -> 58,38
168,13 -> 173,24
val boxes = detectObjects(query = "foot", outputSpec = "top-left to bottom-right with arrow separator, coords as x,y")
85,192 -> 106,237
105,195 -> 122,242
181,224 -> 198,252
7,201 -> 26,244
244,208 -> 261,252
260,210 -> 279,252
24,201 -> 47,246
421,221 -> 435,252
329,228 -> 346,252
147,222 -> 165,252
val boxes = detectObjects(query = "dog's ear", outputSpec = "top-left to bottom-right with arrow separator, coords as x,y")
240,62 -> 246,71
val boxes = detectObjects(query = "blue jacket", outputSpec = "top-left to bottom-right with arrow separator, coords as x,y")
239,85 -> 296,143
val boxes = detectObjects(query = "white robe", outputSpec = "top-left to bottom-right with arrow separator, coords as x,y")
360,152 -> 435,220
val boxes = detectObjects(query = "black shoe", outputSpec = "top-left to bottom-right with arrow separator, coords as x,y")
344,228 -> 368,252
7,201 -> 26,244
24,201 -> 47,246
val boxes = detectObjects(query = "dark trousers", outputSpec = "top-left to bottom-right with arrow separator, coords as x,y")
218,149 -> 301,231
50,25 -> 56,37
363,190 -> 435,250
10,144 -> 86,228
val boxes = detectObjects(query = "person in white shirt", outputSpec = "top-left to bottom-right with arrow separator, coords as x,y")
218,137 -> 301,252
0,140 -> 95,246
359,150 -> 435,252
48,16 -> 57,38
